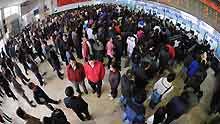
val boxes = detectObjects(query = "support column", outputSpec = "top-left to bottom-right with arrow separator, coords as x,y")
40,0 -> 46,18
0,8 -> 5,35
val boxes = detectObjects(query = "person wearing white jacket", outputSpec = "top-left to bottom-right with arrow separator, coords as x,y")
126,34 -> 137,58
149,73 -> 176,108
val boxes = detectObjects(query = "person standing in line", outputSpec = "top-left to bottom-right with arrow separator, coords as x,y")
0,72 -> 18,101
64,86 -> 91,121
26,58 -> 46,86
14,63 -> 30,85
49,48 -> 64,80
5,57 -> 16,77
1,66 -> 36,107
42,41 -> 54,69
0,109 -> 12,123
66,56 -> 88,94
106,37 -> 114,69
84,55 -> 105,98
81,37 -> 91,62
149,73 -> 176,109
108,63 -> 121,100
28,82 -> 61,111
17,48 -> 30,75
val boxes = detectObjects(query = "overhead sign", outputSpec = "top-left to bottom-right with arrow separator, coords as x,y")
57,0 -> 91,7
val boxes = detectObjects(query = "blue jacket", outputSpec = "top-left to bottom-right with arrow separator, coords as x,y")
188,60 -> 200,78
123,98 -> 145,124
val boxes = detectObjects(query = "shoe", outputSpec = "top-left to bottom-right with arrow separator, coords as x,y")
30,102 -> 37,107
97,94 -> 101,98
110,97 -> 114,100
108,94 -> 112,97
59,76 -> 64,80
13,97 -> 18,101
92,90 -> 96,94
42,72 -> 47,76
57,99 -> 61,104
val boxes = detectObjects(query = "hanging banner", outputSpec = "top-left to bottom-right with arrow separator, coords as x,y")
57,0 -> 91,7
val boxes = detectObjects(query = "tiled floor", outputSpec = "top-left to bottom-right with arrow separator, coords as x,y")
0,57 -> 217,124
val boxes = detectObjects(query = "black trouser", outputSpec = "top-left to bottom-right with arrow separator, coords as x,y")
21,62 -> 30,74
111,87 -> 118,98
35,72 -> 44,86
107,55 -> 113,69
73,80 -> 88,94
164,113 -> 181,124
47,58 -> 54,69
18,74 -> 30,85
36,51 -> 45,62
60,50 -> 66,62
3,87 -> 17,100
210,92 -> 220,114
88,80 -> 102,96
75,108 -> 91,121
76,45 -> 82,59
44,98 -> 59,111
8,67 -> 16,77
56,69 -> 63,80
0,88 -> 4,97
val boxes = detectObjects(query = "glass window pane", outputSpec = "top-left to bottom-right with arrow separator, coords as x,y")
4,7 -> 11,18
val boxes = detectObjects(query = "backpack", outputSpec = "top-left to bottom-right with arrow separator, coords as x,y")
51,109 -> 70,124
150,90 -> 162,105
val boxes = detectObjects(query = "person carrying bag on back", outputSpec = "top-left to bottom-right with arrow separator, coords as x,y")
149,73 -> 176,109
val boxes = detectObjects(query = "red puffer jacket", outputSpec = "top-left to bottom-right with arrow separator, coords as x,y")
66,63 -> 85,82
84,61 -> 105,83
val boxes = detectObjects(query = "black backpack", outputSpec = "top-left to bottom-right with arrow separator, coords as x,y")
51,109 -> 70,124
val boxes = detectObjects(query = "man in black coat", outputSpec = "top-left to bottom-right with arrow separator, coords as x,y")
28,82 -> 60,111
159,46 -> 170,74
27,58 -> 45,86
120,69 -> 136,105
49,48 -> 64,80
210,71 -> 220,114
0,72 -> 17,100
64,86 -> 91,121
14,63 -> 30,85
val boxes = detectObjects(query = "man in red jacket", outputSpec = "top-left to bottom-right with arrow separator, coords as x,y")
66,56 -> 88,94
84,55 -> 105,98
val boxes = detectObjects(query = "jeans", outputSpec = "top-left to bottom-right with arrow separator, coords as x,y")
35,72 -> 44,86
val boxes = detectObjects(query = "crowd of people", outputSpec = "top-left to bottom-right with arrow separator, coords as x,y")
0,3 -> 219,124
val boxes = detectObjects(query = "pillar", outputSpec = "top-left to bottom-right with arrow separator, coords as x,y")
0,8 -> 5,35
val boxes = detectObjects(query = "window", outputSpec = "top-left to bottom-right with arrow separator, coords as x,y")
4,6 -> 19,18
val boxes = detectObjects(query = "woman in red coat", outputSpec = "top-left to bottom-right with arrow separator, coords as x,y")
81,37 -> 91,62
66,56 -> 88,94
84,55 -> 105,98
